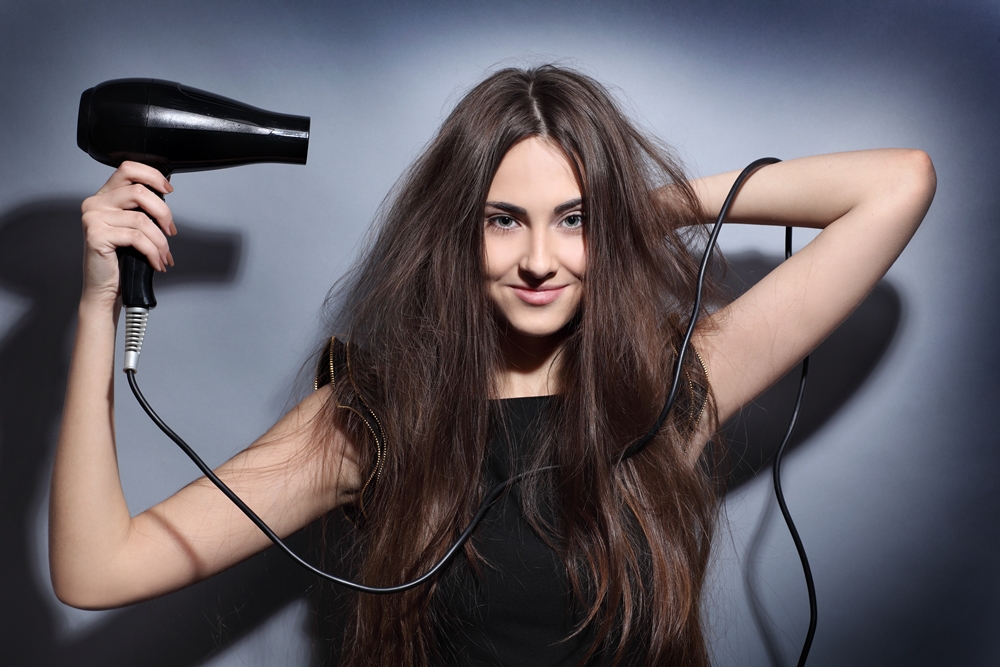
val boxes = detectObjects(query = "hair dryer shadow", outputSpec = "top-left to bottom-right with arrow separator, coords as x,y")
0,198 -> 319,667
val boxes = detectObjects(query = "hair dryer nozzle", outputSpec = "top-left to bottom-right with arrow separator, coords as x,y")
77,78 -> 309,174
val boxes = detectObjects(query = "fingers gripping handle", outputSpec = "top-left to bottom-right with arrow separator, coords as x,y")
120,180 -> 167,309
118,182 -> 164,372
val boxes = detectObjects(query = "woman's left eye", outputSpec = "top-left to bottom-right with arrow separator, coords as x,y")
561,213 -> 584,229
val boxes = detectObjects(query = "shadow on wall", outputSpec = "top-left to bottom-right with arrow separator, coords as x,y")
719,252 -> 901,492
0,200 -> 898,665
0,198 -> 319,666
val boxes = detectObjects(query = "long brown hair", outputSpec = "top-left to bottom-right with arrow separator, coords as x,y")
316,65 -> 720,666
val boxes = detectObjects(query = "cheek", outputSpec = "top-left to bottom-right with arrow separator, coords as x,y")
563,238 -> 587,276
484,236 -> 517,279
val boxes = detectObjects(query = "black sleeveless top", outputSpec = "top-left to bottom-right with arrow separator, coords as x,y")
315,341 -> 590,664
435,395 -> 593,666
314,338 -> 707,665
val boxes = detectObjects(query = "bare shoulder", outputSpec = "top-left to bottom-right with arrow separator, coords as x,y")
224,384 -> 362,514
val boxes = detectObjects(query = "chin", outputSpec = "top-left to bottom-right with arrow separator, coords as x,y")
504,313 -> 579,340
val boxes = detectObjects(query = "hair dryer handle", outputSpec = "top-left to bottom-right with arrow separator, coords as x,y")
117,246 -> 157,309
117,182 -> 165,309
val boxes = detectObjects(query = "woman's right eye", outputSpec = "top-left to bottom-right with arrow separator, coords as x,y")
488,215 -> 518,229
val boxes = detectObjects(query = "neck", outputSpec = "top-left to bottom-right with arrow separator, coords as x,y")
495,329 -> 567,398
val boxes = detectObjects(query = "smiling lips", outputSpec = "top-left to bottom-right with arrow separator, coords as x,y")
511,285 -> 567,305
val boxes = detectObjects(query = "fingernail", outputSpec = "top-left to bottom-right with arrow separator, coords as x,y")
167,251 -> 175,267
166,181 -> 174,193
170,222 -> 178,236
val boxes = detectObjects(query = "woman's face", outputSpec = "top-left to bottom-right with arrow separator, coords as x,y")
484,137 -> 586,339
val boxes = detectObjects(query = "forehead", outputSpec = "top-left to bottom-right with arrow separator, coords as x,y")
487,137 -> 581,205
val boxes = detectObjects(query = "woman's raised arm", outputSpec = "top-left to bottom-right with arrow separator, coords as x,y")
689,149 -> 936,424
49,162 -> 359,609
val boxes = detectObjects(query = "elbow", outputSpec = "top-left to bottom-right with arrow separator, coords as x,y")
898,148 -> 937,213
50,558 -> 131,610
870,149 -> 936,237
52,582 -> 133,611
51,575 -> 106,611
51,569 -> 112,610
49,551 -> 81,608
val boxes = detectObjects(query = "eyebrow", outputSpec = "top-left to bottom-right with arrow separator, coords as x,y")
485,198 -> 583,217
554,198 -> 584,215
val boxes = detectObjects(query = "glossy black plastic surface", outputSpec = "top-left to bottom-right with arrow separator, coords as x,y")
77,78 -> 310,308
77,78 -> 309,175
117,247 -> 157,308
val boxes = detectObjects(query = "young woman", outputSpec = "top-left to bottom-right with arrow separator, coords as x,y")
50,66 -> 935,666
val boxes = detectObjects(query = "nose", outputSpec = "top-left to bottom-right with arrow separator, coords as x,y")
520,226 -> 558,282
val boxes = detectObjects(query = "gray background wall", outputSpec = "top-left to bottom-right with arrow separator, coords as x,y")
1,1 -> 998,665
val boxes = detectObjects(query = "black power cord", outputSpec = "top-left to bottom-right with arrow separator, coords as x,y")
770,227 -> 816,667
126,367 -> 551,594
123,156 -> 816,662
622,157 -> 780,460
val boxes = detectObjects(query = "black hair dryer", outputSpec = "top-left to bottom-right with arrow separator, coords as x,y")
77,78 -> 310,311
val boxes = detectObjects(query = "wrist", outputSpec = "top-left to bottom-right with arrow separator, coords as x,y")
78,291 -> 121,325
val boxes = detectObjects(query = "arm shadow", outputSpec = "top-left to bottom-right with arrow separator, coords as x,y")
0,197 -> 328,666
0,208 -> 900,664
717,251 -> 903,494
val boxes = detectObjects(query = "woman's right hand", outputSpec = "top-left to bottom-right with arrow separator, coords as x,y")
80,160 -> 176,305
